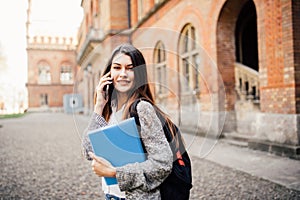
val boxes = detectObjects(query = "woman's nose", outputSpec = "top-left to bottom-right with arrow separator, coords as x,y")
119,67 -> 127,77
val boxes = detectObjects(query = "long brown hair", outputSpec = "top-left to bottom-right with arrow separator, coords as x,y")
97,43 -> 176,138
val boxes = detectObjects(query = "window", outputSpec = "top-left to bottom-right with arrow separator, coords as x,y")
38,61 -> 51,84
154,42 -> 167,95
40,93 -> 48,106
193,54 -> 200,90
183,58 -> 189,89
60,65 -> 73,84
179,24 -> 199,92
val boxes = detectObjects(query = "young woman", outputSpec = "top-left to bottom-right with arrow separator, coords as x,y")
82,43 -> 174,200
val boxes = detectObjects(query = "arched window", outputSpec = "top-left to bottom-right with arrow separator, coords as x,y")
38,61 -> 51,84
179,24 -> 200,92
60,64 -> 73,84
154,41 -> 167,95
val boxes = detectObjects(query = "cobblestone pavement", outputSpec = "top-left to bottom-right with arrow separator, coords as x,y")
0,112 -> 299,199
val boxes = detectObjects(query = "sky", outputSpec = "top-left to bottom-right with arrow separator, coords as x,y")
0,0 -> 83,91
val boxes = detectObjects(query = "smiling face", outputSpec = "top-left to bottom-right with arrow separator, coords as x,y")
110,53 -> 135,94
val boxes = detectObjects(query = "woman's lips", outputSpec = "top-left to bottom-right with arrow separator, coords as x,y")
117,80 -> 130,85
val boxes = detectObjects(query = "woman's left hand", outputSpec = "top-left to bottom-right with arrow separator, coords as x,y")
88,152 -> 116,178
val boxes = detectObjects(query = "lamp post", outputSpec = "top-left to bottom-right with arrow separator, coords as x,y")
83,63 -> 93,115
87,63 -> 93,114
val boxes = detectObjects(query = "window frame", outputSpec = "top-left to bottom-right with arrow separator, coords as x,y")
60,65 -> 73,84
179,24 -> 200,94
38,61 -> 51,84
153,41 -> 167,96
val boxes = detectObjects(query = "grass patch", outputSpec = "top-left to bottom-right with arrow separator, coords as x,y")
0,113 -> 26,119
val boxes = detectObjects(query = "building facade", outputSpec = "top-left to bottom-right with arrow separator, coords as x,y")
26,0 -> 78,112
26,36 -> 77,111
76,0 -> 299,158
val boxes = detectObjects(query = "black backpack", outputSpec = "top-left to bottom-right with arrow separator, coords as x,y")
130,99 -> 193,200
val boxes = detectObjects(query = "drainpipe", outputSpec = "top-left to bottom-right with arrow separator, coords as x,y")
127,0 -> 132,44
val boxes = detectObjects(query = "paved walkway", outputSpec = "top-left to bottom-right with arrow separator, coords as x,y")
78,112 -> 300,192
0,112 -> 299,199
182,133 -> 300,192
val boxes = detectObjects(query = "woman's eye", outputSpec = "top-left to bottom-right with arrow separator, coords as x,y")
112,66 -> 121,70
126,65 -> 134,70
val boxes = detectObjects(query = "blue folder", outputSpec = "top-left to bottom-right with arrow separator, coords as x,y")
88,117 -> 146,185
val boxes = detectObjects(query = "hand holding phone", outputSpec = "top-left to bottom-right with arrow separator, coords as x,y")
94,72 -> 112,105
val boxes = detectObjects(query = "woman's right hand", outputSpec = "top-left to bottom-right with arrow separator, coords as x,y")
89,152 -> 116,178
94,72 -> 112,115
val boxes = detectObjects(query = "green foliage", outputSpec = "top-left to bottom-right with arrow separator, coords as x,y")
0,113 -> 26,119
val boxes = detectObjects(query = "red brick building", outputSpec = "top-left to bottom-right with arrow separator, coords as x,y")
26,36 -> 77,111
75,0 -> 299,158
26,0 -> 78,112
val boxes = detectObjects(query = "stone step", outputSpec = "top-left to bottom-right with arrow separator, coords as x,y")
222,138 -> 248,147
248,140 -> 300,160
222,132 -> 252,147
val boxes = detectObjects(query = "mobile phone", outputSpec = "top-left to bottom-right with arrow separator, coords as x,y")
104,84 -> 109,100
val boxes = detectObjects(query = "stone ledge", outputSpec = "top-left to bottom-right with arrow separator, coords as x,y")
223,132 -> 253,142
222,132 -> 252,147
248,140 -> 300,160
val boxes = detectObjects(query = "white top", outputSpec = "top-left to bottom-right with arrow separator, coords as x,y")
101,102 -> 126,198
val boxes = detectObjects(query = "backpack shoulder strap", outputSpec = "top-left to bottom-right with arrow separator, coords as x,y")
129,98 -> 142,127
129,98 -> 189,165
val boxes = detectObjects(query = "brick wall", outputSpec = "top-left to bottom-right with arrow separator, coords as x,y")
259,0 -> 297,114
27,44 -> 77,108
110,0 -> 129,30
293,0 -> 300,113
27,84 -> 74,107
